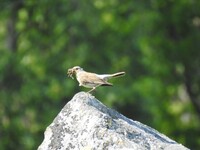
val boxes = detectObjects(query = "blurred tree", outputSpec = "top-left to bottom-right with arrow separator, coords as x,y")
0,0 -> 200,149
134,0 -> 200,148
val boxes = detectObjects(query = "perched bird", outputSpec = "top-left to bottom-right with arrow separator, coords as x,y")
67,66 -> 125,93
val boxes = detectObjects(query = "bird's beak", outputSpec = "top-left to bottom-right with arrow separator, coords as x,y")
67,68 -> 75,79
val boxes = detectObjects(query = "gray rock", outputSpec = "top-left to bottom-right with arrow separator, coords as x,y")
38,92 -> 189,150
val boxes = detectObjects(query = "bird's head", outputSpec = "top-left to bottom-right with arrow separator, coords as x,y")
67,66 -> 83,79
72,66 -> 83,73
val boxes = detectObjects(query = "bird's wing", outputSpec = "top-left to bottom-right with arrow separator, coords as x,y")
79,72 -> 111,85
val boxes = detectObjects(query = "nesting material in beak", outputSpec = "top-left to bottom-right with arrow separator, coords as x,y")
67,68 -> 75,79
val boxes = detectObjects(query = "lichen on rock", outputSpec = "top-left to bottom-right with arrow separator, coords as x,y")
38,92 -> 189,150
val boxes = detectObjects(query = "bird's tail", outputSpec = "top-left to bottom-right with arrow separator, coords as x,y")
111,72 -> 125,78
98,72 -> 125,80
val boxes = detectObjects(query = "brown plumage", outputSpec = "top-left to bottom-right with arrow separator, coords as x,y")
67,66 -> 125,92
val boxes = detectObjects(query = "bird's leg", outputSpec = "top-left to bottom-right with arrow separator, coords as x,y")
87,84 -> 101,93
87,87 -> 96,93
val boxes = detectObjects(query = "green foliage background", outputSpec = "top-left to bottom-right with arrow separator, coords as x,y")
0,0 -> 200,149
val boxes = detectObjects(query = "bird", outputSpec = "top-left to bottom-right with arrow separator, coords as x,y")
67,66 -> 125,93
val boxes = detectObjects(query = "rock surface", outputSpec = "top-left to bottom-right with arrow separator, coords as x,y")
38,92 -> 189,150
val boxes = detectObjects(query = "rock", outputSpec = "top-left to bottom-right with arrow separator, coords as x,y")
38,92 -> 189,150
